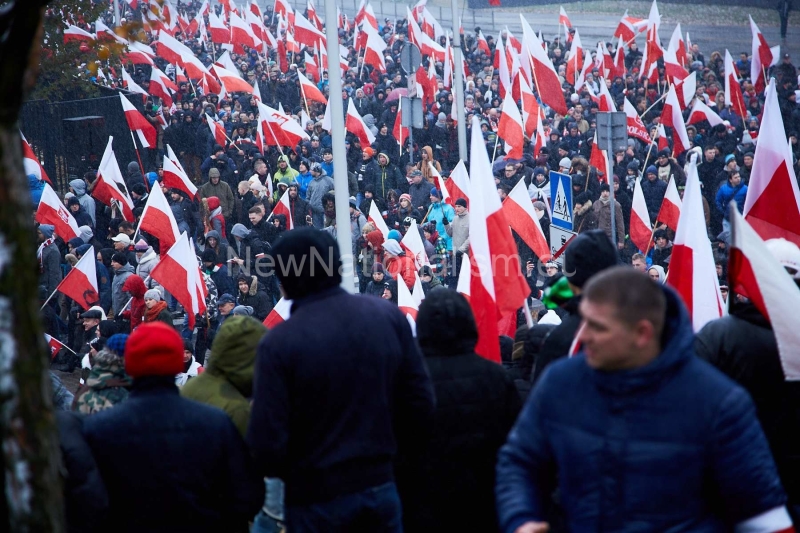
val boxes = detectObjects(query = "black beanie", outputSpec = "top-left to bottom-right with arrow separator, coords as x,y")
563,229 -> 618,289
201,249 -> 218,264
111,252 -> 128,266
416,290 -> 478,356
270,228 -> 342,299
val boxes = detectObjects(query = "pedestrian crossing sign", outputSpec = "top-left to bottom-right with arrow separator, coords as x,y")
550,171 -> 573,230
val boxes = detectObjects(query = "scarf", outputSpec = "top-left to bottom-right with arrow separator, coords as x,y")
427,229 -> 440,245
210,206 -> 223,219
37,237 -> 56,272
599,196 -> 610,205
144,300 -> 169,323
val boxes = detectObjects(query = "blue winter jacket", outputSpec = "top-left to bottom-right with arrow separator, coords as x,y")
426,201 -> 455,251
715,182 -> 748,220
496,287 -> 786,533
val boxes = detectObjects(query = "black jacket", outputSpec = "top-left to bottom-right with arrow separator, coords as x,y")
57,411 -> 108,533
247,287 -> 436,506
532,296 -> 582,383
396,350 -> 521,532
695,302 -> 800,504
237,276 -> 273,321
83,378 -> 264,533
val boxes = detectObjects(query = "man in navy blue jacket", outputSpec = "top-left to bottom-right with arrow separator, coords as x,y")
496,267 -> 791,533
247,228 -> 435,533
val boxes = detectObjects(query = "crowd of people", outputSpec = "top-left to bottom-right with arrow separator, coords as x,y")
28,0 -> 800,531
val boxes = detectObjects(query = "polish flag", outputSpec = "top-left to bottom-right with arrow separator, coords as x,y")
456,254 -> 471,302
149,67 -> 176,107
476,30 -> 490,56
406,8 -> 445,62
624,98 -> 651,144
687,98 -> 723,128
444,160 -> 470,208
401,219 -> 430,269
598,41 -> 614,80
36,183 -> 81,241
124,43 -> 155,66
135,184 -> 180,251
630,177 -> 652,253
270,189 -> 295,229
56,246 -> 99,311
558,6 -> 572,28
667,160 -> 726,331
397,274 -> 419,328
298,70 -> 327,104
155,29 -> 192,66
574,46 -> 594,93
149,232 -> 205,329
264,297 -> 293,328
393,97 -> 409,148
519,74 -> 540,139
307,0 -> 322,30
588,131 -> 609,181
597,77 -> 617,112
230,10 -> 261,53
212,65 -> 254,94
95,18 -> 127,44
614,10 -> 637,43
364,26 -> 387,73
45,334 -> 68,360
64,24 -> 95,44
257,102 -> 310,147
565,29 -> 583,87
743,79 -> 800,247
22,132 -> 52,185
208,10 -> 231,44
121,68 -> 150,101
92,137 -> 135,221
520,15 -> 567,116
304,52 -> 320,82
729,207 -> 800,380
412,271 -> 425,307
368,200 -> 390,238
498,92 -> 524,159
659,84 -> 690,156
749,16 -> 772,95
119,93 -> 156,148
293,12 -> 325,48
468,116 -> 530,362
503,179 -> 550,262
533,113 -> 547,159
724,50 -> 747,119
274,0 -> 291,20
610,36 -> 626,80
656,123 -> 670,152
185,7 -> 203,36
655,176 -> 682,232
674,70 -> 697,110
664,23 -> 687,82
496,36 -> 512,99
346,99 -> 376,147
163,145 -> 197,198
205,113 -> 228,147
356,1 -> 378,30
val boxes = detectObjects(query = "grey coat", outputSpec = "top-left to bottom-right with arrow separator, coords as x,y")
69,179 -> 96,226
40,242 -> 62,294
445,211 -> 470,254
111,264 -> 135,316
305,174 -> 334,228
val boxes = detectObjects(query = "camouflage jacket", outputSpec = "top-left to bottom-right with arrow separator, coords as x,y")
74,351 -> 132,415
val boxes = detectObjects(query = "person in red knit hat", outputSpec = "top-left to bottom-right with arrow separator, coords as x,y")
82,322 -> 264,533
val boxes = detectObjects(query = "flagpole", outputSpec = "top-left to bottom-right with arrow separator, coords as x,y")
451,4 -> 468,160
491,131 -> 500,164
640,92 -> 667,118
300,84 -> 312,118
39,287 -> 60,310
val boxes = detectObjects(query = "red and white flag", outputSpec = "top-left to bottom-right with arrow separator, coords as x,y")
630,177 -> 652,253
121,68 -> 150,101
56,245 -> 99,310
614,10 -> 637,43
656,176 -> 682,232
149,66 -> 177,108
120,93 -> 157,148
610,36 -> 626,80
749,16 -> 772,94
503,179 -> 551,262
498,92 -> 524,160
212,64 -> 254,94
368,200 -> 390,239
346,99 -> 376,147
624,98 -> 651,144
597,77 -> 617,112
476,29 -> 490,56
588,131 -> 609,181
208,10 -> 231,44
667,160 -> 726,331
729,207 -> 800,380
401,219 -> 430,269
257,102 -> 310,147
444,160 -> 470,207
22,132 -> 52,185
163,145 -> 197,198
533,113 -> 547,159
149,232 -> 205,329
429,162 -> 450,206
44,334 -> 68,360
397,275 -> 419,331
92,137 -> 135,221
269,189 -> 295,229
687,98 -> 723,128
724,50 -> 747,119
559,6 -> 572,28
565,29 -> 583,87
468,116 -> 530,362
205,113 -> 228,148
743,79 -> 800,247
64,24 -> 95,44
363,25 -> 388,73
664,23 -> 687,82
293,11 -> 325,48
263,297 -> 292,328
230,10 -> 261,53
298,70 -> 327,104
660,84 -> 690,156
456,254 -> 471,302
304,52 -> 320,83
135,184 -> 180,251
36,182 -> 81,241
519,74 -> 540,139
521,16 -> 567,116
393,97 -> 410,149
674,70 -> 697,110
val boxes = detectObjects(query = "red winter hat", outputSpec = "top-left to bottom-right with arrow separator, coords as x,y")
206,196 -> 221,211
125,322 -> 184,379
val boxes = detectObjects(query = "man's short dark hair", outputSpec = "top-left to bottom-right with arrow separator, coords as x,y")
270,228 -> 342,299
248,206 -> 263,215
583,266 -> 666,335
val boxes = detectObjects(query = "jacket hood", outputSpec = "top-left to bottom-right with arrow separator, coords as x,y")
278,154 -> 291,165
115,263 -> 135,276
138,248 -> 157,265
417,289 -> 478,356
363,113 -> 376,127
208,316 -> 268,396
122,274 -> 147,298
589,285 -> 695,395
421,146 -> 434,160
205,230 -> 221,242
69,179 -> 87,196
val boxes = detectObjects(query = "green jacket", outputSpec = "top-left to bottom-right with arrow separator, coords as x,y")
181,316 -> 267,436
74,349 -> 131,414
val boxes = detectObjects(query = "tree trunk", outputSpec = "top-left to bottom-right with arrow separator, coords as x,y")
0,1 -> 65,531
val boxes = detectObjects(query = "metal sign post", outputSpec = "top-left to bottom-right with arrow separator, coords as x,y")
400,44 -> 422,165
597,111 -> 627,249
